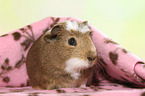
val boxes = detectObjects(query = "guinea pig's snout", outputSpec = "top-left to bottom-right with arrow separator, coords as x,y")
87,57 -> 96,61
87,49 -> 97,61
87,50 -> 97,67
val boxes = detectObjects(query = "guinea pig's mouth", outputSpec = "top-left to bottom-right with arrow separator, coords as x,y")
88,60 -> 96,68
65,57 -> 95,73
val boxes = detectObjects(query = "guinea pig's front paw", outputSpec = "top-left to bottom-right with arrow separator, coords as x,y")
46,83 -> 65,90
46,82 -> 74,90
32,86 -> 42,90
48,85 -> 60,90
80,84 -> 87,88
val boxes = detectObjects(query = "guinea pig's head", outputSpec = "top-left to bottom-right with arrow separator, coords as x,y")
44,20 -> 97,78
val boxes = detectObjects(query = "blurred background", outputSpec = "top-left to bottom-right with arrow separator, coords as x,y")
0,0 -> 145,60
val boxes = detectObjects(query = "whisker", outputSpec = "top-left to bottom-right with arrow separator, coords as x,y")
96,59 -> 106,76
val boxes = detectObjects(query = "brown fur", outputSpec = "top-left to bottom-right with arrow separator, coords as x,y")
26,21 -> 97,90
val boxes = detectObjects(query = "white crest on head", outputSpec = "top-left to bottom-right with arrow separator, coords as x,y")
65,57 -> 89,80
65,21 -> 91,33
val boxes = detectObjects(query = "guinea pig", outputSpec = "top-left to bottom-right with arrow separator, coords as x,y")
26,20 -> 97,90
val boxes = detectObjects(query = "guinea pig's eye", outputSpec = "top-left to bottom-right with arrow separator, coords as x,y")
68,37 -> 77,46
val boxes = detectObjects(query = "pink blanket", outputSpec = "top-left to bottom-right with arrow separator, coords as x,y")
0,17 -> 145,96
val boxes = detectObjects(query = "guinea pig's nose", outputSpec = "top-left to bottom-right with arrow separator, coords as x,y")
87,57 -> 96,61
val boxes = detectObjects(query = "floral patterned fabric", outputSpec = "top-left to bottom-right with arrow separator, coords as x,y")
0,17 -> 145,96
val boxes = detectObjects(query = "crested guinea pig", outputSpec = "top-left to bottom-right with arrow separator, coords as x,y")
26,20 -> 97,90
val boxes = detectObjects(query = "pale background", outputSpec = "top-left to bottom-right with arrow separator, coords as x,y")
0,0 -> 145,60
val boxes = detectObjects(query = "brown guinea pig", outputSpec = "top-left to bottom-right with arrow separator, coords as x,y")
26,20 -> 97,90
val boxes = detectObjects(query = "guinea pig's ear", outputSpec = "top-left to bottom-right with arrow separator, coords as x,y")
51,25 -> 63,35
44,25 -> 63,43
82,21 -> 88,25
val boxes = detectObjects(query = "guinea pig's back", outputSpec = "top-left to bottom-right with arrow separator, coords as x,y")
26,35 -> 45,86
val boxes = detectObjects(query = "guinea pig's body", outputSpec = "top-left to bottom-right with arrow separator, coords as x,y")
26,21 -> 97,90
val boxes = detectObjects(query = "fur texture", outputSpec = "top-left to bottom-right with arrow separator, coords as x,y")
26,20 -> 97,90
65,57 -> 89,80
65,21 -> 91,33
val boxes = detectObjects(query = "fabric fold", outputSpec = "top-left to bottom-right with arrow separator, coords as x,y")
0,17 -> 144,88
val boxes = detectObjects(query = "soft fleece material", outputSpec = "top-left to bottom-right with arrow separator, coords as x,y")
0,17 -> 145,96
